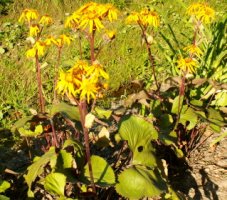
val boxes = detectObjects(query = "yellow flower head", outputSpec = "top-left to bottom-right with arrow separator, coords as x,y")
19,9 -> 39,24
44,36 -> 56,46
183,44 -> 203,57
65,2 -> 118,32
57,59 -> 109,103
103,30 -> 116,42
126,8 -> 160,28
39,15 -> 53,26
102,4 -> 118,22
126,12 -> 140,24
86,62 -> 109,80
177,56 -> 197,73
56,69 -> 75,96
53,34 -> 72,48
26,48 -> 36,58
65,13 -> 80,29
140,8 -> 160,28
70,60 -> 88,86
76,77 -> 99,103
79,10 -> 104,33
187,3 -> 215,24
26,40 -> 47,58
29,24 -> 40,37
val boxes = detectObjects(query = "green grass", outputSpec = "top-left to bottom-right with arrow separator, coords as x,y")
0,0 -> 226,128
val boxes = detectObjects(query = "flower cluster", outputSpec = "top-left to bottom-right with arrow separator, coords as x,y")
56,60 -> 109,103
187,3 -> 215,24
65,2 -> 118,33
19,9 -> 73,58
126,8 -> 160,28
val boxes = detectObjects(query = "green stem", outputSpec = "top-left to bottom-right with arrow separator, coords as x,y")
35,52 -> 45,113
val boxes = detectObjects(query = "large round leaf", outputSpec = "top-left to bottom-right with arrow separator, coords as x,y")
119,115 -> 158,167
115,166 -> 167,199
82,155 -> 115,187
44,172 -> 66,196
119,115 -> 158,150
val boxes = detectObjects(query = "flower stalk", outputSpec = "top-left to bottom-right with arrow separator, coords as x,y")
78,100 -> 96,193
35,52 -> 45,113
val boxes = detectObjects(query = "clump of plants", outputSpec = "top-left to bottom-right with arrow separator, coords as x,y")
0,1 -> 226,200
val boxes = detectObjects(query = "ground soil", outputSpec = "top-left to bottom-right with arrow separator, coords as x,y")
169,129 -> 227,200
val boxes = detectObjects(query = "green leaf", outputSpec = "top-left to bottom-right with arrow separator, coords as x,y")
63,139 -> 85,170
159,131 -> 178,146
115,166 -> 167,199
119,115 -> 158,167
179,106 -> 198,130
24,147 -> 57,197
58,150 -> 73,169
119,115 -> 158,150
44,173 -> 66,196
82,155 -> 115,187
18,124 -> 43,137
93,106 -> 112,119
160,114 -> 173,128
171,96 -> 183,114
11,115 -> 33,133
211,91 -> 227,107
0,179 -> 10,193
50,102 -> 80,121
0,195 -> 10,200
207,108 -> 225,132
190,100 -> 203,107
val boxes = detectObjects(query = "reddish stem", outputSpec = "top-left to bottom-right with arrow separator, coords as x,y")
90,29 -> 95,63
78,100 -> 96,194
139,24 -> 159,90
35,52 -> 45,113
53,46 -> 62,103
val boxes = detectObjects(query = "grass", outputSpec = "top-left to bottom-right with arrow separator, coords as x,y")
0,0 -> 226,128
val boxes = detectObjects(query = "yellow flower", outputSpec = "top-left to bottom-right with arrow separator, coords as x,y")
26,48 -> 36,58
76,77 -> 99,103
183,44 -> 203,57
103,30 -> 116,42
177,56 -> 197,73
65,13 -> 80,28
56,69 -> 75,96
103,4 -> 118,22
126,12 -> 140,24
19,9 -> 39,24
86,62 -> 109,80
65,2 -> 118,32
70,60 -> 88,86
79,11 -> 104,33
39,15 -> 53,26
44,36 -> 56,46
29,24 -> 40,37
53,34 -> 72,47
26,40 -> 47,58
199,5 -> 215,24
140,8 -> 160,28
187,3 -> 215,24
34,41 -> 46,57
126,8 -> 160,28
